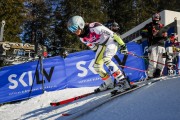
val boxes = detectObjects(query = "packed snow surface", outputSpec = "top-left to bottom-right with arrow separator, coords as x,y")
0,76 -> 180,120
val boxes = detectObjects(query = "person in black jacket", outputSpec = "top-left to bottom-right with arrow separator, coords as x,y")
141,13 -> 168,78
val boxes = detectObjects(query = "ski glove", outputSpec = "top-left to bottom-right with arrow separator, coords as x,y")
91,44 -> 98,52
120,44 -> 128,54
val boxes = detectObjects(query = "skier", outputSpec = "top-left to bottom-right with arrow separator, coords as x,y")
67,16 -> 131,93
141,13 -> 167,78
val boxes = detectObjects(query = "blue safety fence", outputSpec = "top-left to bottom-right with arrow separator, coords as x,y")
0,42 -> 146,104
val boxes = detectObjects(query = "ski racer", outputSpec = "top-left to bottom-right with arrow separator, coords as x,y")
141,13 -> 167,78
67,16 -> 131,92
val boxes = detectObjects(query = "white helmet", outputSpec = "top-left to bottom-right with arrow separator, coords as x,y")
67,16 -> 85,33
152,13 -> 161,21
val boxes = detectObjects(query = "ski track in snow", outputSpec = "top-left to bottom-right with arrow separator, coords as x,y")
0,87 -> 97,120
0,76 -> 180,120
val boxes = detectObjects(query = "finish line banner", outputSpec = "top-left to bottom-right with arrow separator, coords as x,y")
0,42 -> 146,104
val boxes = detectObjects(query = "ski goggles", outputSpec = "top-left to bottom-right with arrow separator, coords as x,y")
68,25 -> 79,33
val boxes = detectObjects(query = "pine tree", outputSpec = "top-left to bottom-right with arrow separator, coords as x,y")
22,0 -> 51,45
103,0 -> 136,33
0,0 -> 25,42
157,0 -> 180,12
54,0 -> 108,54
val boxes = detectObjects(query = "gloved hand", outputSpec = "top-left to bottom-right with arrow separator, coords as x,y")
120,44 -> 128,54
91,44 -> 98,52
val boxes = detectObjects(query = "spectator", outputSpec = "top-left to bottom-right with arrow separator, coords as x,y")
104,19 -> 120,33
166,33 -> 179,75
141,13 -> 167,78
62,50 -> 68,59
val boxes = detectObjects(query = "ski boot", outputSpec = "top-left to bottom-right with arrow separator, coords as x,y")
94,80 -> 114,93
111,78 -> 131,95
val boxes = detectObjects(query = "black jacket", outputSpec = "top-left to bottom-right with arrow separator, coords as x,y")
141,22 -> 166,46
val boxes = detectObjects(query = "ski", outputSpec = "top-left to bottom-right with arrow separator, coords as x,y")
50,92 -> 95,106
50,77 -> 162,107
61,77 -> 163,118
110,84 -> 137,96
50,88 -> 113,106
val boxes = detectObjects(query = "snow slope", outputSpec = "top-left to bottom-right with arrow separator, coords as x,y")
0,76 -> 180,120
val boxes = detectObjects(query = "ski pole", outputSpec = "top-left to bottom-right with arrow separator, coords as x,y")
127,52 -> 166,66
28,59 -> 40,98
118,64 -> 146,72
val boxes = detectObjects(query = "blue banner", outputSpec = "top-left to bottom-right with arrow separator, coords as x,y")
66,42 -> 146,88
0,42 -> 146,104
65,50 -> 102,88
141,40 -> 149,56
0,56 -> 66,104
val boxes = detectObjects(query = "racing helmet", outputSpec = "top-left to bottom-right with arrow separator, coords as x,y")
67,16 -> 85,33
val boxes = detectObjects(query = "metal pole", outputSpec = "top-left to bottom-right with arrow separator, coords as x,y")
39,55 -> 45,92
0,20 -> 5,42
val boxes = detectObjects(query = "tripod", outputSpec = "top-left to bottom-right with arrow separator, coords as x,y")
28,54 -> 45,98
